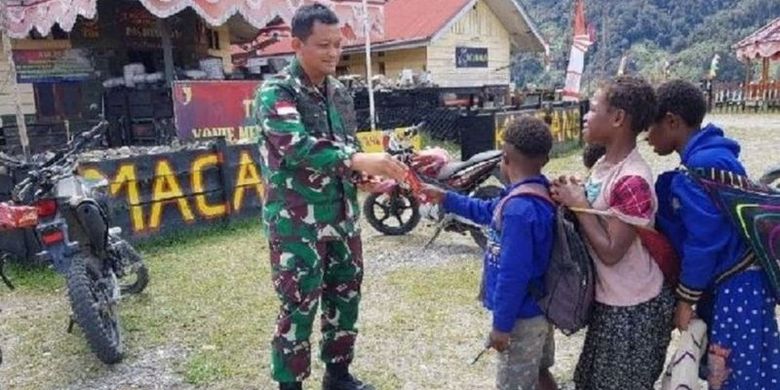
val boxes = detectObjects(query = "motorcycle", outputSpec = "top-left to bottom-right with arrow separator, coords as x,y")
0,121 -> 149,364
760,164 -> 780,189
362,125 -> 504,250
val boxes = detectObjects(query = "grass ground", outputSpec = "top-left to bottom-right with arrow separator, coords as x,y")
0,114 -> 778,389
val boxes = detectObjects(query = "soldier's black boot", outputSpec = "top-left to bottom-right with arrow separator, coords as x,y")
322,364 -> 374,390
279,382 -> 302,390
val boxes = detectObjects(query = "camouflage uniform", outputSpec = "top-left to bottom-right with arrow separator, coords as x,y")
255,58 -> 364,383
496,316 -> 555,390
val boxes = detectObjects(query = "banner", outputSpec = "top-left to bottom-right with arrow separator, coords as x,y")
12,49 -> 95,83
561,0 -> 594,102
173,80 -> 262,142
172,80 -> 422,151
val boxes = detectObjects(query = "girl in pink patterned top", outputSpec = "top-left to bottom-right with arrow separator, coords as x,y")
551,76 -> 674,390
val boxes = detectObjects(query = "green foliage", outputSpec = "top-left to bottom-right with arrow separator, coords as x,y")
514,0 -> 780,89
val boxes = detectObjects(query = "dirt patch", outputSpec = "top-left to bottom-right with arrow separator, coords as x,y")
63,345 -> 191,390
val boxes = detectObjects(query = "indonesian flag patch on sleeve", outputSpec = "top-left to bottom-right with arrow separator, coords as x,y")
274,101 -> 299,117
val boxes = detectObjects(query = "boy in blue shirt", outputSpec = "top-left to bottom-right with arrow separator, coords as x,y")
419,116 -> 557,390
648,80 -> 780,390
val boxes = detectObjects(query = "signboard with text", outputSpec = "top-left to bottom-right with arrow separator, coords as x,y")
455,47 -> 488,68
173,80 -> 262,142
172,80 -> 422,152
12,49 -> 95,83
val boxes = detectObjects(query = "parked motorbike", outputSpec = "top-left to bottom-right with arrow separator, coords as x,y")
0,121 -> 149,364
760,164 -> 780,189
362,125 -> 504,250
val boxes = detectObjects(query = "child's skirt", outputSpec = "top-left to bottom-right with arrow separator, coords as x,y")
698,269 -> 780,390
574,285 -> 675,390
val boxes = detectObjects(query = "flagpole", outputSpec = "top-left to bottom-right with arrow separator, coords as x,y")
2,33 -> 30,160
362,0 -> 376,131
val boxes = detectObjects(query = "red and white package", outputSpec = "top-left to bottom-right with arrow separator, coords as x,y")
0,202 -> 38,230
411,147 -> 452,177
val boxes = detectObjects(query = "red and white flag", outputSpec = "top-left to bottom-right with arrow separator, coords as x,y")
562,0 -> 595,102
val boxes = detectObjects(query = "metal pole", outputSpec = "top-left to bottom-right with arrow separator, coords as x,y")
157,18 -> 175,85
362,0 -> 376,131
2,33 -> 30,160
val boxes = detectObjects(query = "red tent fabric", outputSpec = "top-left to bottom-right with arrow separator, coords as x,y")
1,0 -> 97,39
1,0 -> 384,40
734,17 -> 780,61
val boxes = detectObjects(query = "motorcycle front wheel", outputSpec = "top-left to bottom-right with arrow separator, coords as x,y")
363,190 -> 421,236
111,237 -> 149,295
67,253 -> 124,364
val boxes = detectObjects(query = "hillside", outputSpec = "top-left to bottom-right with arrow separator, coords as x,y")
513,0 -> 780,89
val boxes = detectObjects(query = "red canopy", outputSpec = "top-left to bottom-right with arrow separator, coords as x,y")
1,0 -> 384,39
734,17 -> 780,62
2,0 -> 97,39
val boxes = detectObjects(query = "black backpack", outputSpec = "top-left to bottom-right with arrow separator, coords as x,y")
494,184 -> 595,335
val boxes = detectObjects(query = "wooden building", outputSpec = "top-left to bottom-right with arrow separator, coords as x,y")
255,0 -> 546,90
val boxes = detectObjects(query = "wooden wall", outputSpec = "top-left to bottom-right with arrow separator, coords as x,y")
426,0 -> 511,87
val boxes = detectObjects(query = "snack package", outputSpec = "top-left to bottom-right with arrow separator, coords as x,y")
403,169 -> 423,194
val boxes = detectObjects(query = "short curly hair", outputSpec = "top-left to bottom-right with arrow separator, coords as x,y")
655,79 -> 707,128
602,76 -> 658,133
504,115 -> 553,159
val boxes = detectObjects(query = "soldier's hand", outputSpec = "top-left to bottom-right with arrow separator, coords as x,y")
357,177 -> 397,193
351,152 -> 408,182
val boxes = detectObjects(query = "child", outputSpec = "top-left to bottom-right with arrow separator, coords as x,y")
648,79 -> 780,390
419,116 -> 557,390
551,76 -> 674,390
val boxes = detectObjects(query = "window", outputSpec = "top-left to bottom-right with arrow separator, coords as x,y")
378,62 -> 386,75
453,20 -> 465,35
34,83 -> 83,119
206,28 -> 221,50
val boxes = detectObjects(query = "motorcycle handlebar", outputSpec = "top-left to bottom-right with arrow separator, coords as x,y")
11,121 -> 108,203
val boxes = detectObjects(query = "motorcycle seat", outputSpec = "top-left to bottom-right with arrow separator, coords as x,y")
437,150 -> 502,180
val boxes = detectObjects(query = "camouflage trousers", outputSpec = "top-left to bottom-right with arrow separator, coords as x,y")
269,235 -> 364,383
496,315 -> 555,390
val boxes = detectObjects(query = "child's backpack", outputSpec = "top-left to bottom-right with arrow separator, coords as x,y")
685,167 -> 780,300
495,184 -> 595,335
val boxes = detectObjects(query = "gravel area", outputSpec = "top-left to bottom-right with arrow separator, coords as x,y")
63,346 -> 193,390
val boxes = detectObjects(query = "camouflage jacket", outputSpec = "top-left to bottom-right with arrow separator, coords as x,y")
254,58 -> 362,242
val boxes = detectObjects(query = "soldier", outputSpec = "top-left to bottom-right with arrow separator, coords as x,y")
254,4 -> 408,390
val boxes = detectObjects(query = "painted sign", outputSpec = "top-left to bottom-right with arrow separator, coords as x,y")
495,106 -> 582,150
78,143 -> 264,239
12,49 -> 95,83
118,3 -> 184,46
456,47 -> 488,68
356,128 -> 423,153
